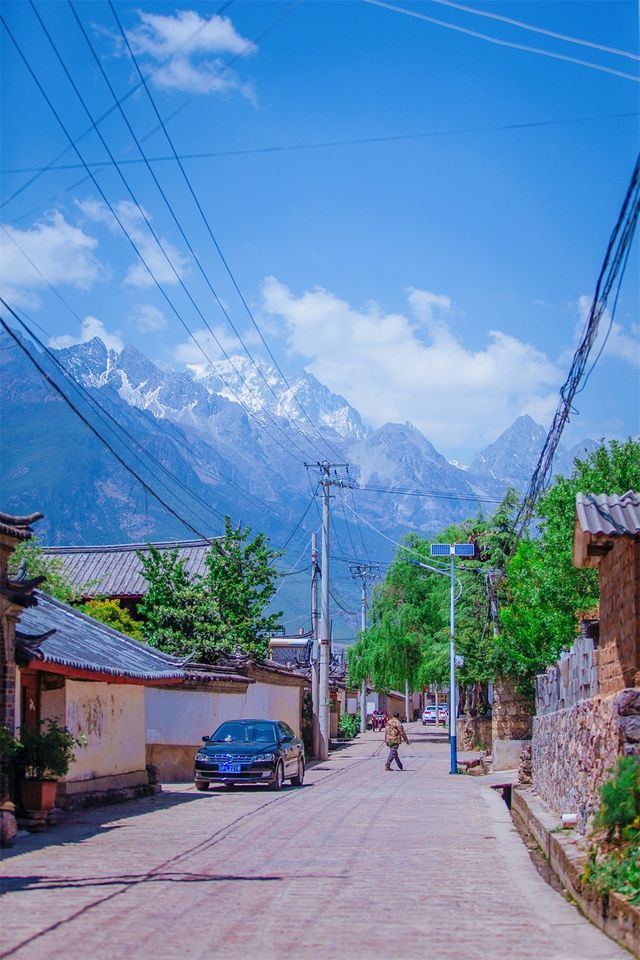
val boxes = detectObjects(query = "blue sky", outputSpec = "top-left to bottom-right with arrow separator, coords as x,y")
1,0 -> 638,462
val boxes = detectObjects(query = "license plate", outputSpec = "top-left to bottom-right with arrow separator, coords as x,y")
219,763 -> 241,773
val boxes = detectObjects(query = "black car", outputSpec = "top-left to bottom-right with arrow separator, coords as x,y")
194,719 -> 305,791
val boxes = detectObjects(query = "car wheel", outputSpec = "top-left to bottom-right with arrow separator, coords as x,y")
195,780 -> 209,792
291,757 -> 305,787
269,761 -> 284,791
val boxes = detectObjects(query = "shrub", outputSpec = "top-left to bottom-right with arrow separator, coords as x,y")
594,756 -> 640,840
19,719 -> 86,780
338,713 -> 360,739
0,724 -> 22,761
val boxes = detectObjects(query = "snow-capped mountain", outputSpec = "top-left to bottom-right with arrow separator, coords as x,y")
2,331 -> 597,549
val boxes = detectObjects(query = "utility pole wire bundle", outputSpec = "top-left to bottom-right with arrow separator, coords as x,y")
513,153 -> 640,546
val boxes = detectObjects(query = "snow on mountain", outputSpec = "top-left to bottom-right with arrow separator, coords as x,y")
192,356 -> 369,442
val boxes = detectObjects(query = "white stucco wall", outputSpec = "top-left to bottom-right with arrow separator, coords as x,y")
145,681 -> 302,746
61,680 -> 146,784
145,687 -> 246,745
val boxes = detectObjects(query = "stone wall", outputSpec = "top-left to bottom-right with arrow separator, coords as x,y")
535,627 -> 599,716
532,688 -> 640,816
491,676 -> 532,770
599,538 -> 640,695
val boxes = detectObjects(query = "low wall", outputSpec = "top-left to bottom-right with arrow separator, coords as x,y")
456,715 -> 492,751
532,688 -> 640,816
513,786 -> 639,956
535,628 -> 599,715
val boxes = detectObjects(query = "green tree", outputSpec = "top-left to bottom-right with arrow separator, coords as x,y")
77,599 -> 143,640
10,538 -> 85,602
348,489 -> 520,697
498,438 -> 640,685
138,517 -> 283,661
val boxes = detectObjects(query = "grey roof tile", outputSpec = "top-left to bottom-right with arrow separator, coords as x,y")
17,591 -> 188,682
575,490 -> 640,537
41,539 -> 214,598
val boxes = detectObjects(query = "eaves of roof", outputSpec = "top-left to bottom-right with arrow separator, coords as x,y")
574,491 -> 640,568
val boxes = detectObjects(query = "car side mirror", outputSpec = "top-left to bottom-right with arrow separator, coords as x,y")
202,736 -> 209,742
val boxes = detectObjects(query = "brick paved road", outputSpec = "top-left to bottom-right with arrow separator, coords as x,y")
0,724 -> 629,960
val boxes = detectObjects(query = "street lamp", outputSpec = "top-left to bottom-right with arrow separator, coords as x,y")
407,542 -> 475,775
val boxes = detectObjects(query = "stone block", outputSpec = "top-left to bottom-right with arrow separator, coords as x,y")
493,738 -> 530,771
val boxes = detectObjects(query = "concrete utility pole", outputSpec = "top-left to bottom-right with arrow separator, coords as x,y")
350,561 -> 379,733
311,532 -> 320,759
405,678 -> 410,724
306,460 -> 357,760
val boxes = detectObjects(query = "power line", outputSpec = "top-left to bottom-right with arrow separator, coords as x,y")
0,0 -> 235,210
107,0 -> 345,463
430,0 -> 640,61
364,0 -> 640,83
357,484 -> 504,503
513,152 -> 640,544
69,0 -> 333,465
5,111 -> 637,176
4,8 -> 312,467
1,306 -> 214,541
0,222 -> 304,529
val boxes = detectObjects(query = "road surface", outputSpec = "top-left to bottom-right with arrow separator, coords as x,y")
0,722 -> 629,959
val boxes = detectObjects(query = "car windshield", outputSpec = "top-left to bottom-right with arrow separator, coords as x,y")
210,721 -> 276,744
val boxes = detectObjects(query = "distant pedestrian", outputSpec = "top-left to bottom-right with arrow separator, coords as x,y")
384,712 -> 409,771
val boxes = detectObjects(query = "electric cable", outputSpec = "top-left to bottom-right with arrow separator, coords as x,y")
513,152 -> 640,545
69,0 -> 334,465
430,0 -> 640,61
6,111 -> 637,177
0,222 -> 303,527
1,307 -> 215,541
0,1 -> 234,210
364,0 -> 640,83
3,9 -> 313,466
107,0 -> 345,463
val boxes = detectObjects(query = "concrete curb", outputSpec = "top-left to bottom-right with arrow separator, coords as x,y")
512,785 -> 639,957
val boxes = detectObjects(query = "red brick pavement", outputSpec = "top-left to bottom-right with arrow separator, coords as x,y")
0,724 -> 628,959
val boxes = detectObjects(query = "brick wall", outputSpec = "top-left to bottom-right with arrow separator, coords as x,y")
599,538 -> 640,695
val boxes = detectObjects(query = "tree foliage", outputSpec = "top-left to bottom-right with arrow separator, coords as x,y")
498,439 -> 640,684
138,517 -> 283,662
348,489 -> 519,695
77,599 -> 142,640
10,538 -> 85,603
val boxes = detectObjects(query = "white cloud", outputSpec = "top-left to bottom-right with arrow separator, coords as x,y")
78,198 -> 188,288
174,326 -> 241,365
577,294 -> 640,369
261,277 -> 564,454
129,303 -> 167,333
123,10 -> 257,99
49,316 -> 124,353
0,213 -> 104,303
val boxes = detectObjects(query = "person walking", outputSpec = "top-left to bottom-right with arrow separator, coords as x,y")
384,712 -> 409,771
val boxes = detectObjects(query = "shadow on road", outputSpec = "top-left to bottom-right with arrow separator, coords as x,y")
0,787 -> 209,864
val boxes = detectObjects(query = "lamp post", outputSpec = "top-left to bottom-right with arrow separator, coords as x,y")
407,542 -> 474,775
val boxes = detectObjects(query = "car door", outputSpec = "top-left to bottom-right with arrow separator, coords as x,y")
277,722 -> 297,775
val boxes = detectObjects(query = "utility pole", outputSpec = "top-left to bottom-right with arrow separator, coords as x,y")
350,561 -> 379,733
310,532 -> 320,758
306,460 -> 357,761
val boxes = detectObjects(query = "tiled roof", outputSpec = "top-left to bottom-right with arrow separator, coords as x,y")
0,511 -> 43,541
41,539 -> 214,598
574,491 -> 640,568
16,591 -> 188,683
575,491 -> 640,536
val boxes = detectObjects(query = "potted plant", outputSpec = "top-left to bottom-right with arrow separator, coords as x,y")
18,719 -> 85,812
